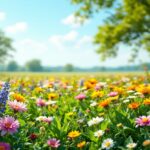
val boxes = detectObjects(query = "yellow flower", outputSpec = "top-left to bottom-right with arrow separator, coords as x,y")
77,141 -> 86,148
143,99 -> 150,105
136,84 -> 150,94
113,87 -> 124,95
91,91 -> 104,99
12,93 -> 25,102
34,87 -> 43,93
48,93 -> 58,100
68,131 -> 81,138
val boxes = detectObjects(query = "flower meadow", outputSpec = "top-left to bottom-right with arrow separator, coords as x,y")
0,74 -> 150,150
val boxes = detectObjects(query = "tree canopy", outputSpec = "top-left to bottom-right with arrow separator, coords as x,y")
0,30 -> 14,63
25,59 -> 43,72
71,0 -> 150,60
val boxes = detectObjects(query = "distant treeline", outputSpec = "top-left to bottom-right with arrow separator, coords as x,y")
0,59 -> 149,72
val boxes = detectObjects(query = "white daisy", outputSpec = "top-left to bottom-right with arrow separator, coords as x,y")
94,130 -> 104,138
88,117 -> 104,126
101,138 -> 114,149
126,143 -> 137,149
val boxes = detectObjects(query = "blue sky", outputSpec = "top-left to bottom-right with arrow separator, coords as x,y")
0,0 -> 149,67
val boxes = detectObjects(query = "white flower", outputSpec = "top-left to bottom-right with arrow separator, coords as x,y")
123,99 -> 130,103
88,117 -> 104,126
90,101 -> 97,107
134,92 -> 142,95
101,138 -> 114,149
46,100 -> 57,105
94,130 -> 104,138
126,143 -> 137,149
128,96 -> 136,99
127,90 -> 135,93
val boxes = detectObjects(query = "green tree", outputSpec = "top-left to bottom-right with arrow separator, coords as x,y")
64,64 -> 74,72
7,60 -> 19,71
71,0 -> 150,60
25,59 -> 43,72
0,30 -> 14,62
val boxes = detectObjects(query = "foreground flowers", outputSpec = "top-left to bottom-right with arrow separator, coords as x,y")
101,138 -> 114,149
88,117 -> 104,126
68,131 -> 81,138
135,116 -> 150,127
8,100 -> 27,112
0,116 -> 19,136
126,142 -> 137,149
47,138 -> 60,148
36,116 -> 54,124
0,82 -> 10,113
0,142 -> 11,150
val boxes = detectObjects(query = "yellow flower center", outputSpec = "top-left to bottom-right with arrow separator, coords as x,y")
105,142 -> 111,147
142,118 -> 148,123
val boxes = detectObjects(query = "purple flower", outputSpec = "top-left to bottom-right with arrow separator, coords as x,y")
0,116 -> 20,136
0,82 -> 10,113
0,142 -> 11,150
135,116 -> 150,127
47,138 -> 60,148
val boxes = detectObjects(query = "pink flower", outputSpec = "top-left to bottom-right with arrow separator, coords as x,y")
36,98 -> 46,107
0,142 -> 11,150
0,116 -> 19,136
108,92 -> 118,97
47,138 -> 60,148
75,93 -> 86,100
135,116 -> 150,127
36,116 -> 53,124
8,100 -> 27,112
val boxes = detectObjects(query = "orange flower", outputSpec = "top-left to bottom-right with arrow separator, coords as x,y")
143,140 -> 150,147
143,99 -> 150,105
12,93 -> 25,102
128,102 -> 140,109
77,141 -> 86,148
68,131 -> 80,138
99,99 -> 111,108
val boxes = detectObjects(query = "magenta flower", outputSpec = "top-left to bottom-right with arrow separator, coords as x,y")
8,100 -> 27,112
47,138 -> 60,148
36,98 -> 46,107
0,142 -> 11,150
0,116 -> 19,136
135,116 -> 150,127
75,93 -> 86,100
108,92 -> 118,97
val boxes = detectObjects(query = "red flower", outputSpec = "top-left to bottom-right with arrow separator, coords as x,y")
29,133 -> 38,140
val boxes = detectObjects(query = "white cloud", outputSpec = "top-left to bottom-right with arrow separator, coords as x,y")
5,22 -> 28,34
13,39 -> 49,65
76,35 -> 93,48
0,12 -> 6,21
61,14 -> 89,28
49,30 -> 78,49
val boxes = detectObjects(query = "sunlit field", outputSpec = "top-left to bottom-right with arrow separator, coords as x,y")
0,72 -> 149,150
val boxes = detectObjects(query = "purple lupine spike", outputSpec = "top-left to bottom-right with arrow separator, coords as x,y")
0,82 -> 10,113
